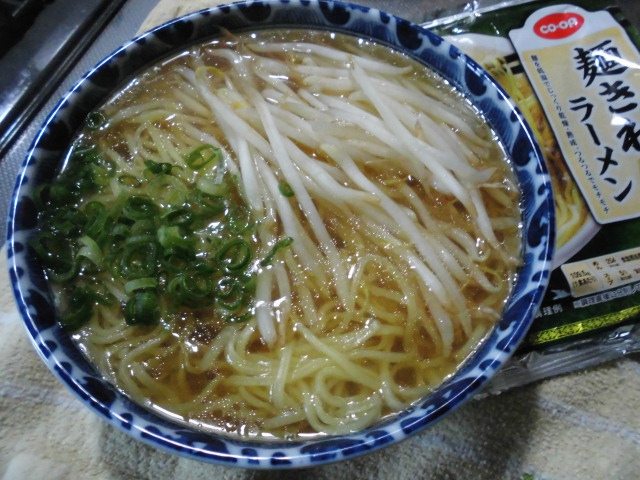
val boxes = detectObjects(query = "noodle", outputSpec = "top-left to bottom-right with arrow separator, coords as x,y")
38,30 -> 522,440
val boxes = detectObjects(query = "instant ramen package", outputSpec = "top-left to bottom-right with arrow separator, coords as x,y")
425,0 -> 640,392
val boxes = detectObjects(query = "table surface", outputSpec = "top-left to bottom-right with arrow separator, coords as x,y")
1,2 -> 640,480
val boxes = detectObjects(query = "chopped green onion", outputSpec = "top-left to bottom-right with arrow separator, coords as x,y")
124,291 -> 160,326
161,247 -> 192,273
119,241 -> 158,279
30,232 -> 78,282
197,177 -> 227,197
83,201 -> 109,239
51,208 -> 87,237
148,174 -> 188,207
48,257 -> 79,282
216,276 -> 240,299
85,111 -> 106,130
118,175 -> 142,188
60,287 -> 93,329
76,235 -> 103,267
191,190 -> 226,216
216,276 -> 236,296
157,225 -> 192,250
72,144 -> 100,160
215,277 -> 251,312
191,261 -> 215,274
185,272 -> 213,298
167,271 -> 214,307
125,233 -> 156,246
84,200 -> 105,217
111,223 -> 131,239
241,273 -> 257,294
185,144 -> 221,170
164,208 -> 194,227
217,293 -> 246,311
216,238 -> 252,272
74,168 -> 99,194
47,184 -> 75,207
122,195 -> 158,220
87,282 -> 116,306
144,160 -> 173,175
32,184 -> 51,211
91,155 -> 116,178
33,184 -> 74,210
227,206 -> 253,234
124,277 -> 158,295
278,181 -> 295,197
260,237 -> 294,266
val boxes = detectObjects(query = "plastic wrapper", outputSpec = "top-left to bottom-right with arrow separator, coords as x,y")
423,0 -> 640,393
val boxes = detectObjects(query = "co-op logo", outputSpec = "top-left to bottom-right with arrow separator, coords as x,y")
534,12 -> 585,39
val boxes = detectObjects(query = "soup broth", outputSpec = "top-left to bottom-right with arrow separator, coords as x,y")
35,29 -> 522,439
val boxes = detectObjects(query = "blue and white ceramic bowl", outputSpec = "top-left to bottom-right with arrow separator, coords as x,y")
7,0 -> 554,468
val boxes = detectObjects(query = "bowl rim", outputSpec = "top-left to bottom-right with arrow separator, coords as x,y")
6,0 -> 555,469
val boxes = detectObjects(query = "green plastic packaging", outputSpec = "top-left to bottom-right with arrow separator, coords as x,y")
426,0 -> 640,391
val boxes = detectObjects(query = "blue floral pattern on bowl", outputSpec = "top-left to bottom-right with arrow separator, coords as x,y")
6,0 -> 554,468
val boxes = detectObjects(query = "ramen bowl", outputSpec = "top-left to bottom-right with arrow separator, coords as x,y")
7,0 -> 554,468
